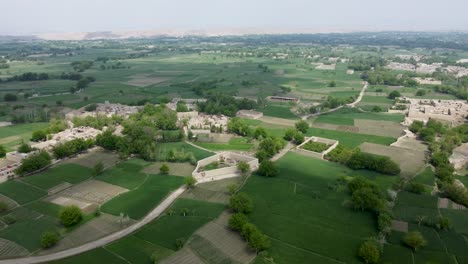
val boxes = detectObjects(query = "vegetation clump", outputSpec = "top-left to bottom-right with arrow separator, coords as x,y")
59,205 -> 83,227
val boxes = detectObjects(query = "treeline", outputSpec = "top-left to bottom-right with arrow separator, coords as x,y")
198,93 -> 257,116
433,84 -> 468,100
14,151 -> 52,176
326,145 -> 401,175
52,138 -> 94,159
5,72 -> 49,82
410,120 -> 468,206
71,61 -> 93,72
348,56 -> 387,71
361,70 -> 418,87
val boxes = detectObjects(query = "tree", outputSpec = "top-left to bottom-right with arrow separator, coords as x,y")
407,182 -> 425,194
0,201 -> 8,213
253,127 -> 267,139
283,128 -> 296,141
247,229 -> 270,253
295,120 -> 309,133
293,131 -> 305,145
41,231 -> 59,249
184,176 -> 196,188
92,161 -> 104,176
229,213 -> 249,231
388,90 -> 401,99
409,120 -> 424,133
17,141 -> 32,153
160,163 -> 170,174
59,205 -> 83,227
176,101 -> 189,112
328,80 -> 337,87
31,130 -> 47,142
175,238 -> 185,250
351,187 -> 384,212
416,89 -> 426,96
229,192 -> 253,213
404,231 -> 427,251
257,160 -> 279,177
14,151 -> 52,176
358,241 -> 380,264
3,93 -> 17,102
237,161 -> 250,176
0,145 -> 5,158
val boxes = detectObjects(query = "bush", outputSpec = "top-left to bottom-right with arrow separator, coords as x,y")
388,90 -> 401,99
17,142 -> 32,153
0,201 -> 8,213
175,238 -> 185,250
0,145 -> 5,158
409,121 -> 424,134
229,192 -> 253,214
31,130 -> 47,142
14,151 -> 52,176
241,223 -> 270,253
292,131 -> 305,145
184,176 -> 196,188
404,231 -> 427,251
346,151 -> 400,175
52,138 -> 94,159
59,205 -> 83,227
41,231 -> 59,249
257,160 -> 278,177
160,163 -> 170,174
295,120 -> 309,133
407,182 -> 425,194
283,128 -> 296,141
92,161 -> 104,176
229,213 -> 249,231
358,241 -> 380,264
237,161 -> 250,176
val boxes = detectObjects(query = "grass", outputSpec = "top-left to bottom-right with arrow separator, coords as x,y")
134,198 -> 224,251
48,248 -> 129,264
411,166 -> 435,186
241,152 -> 394,264
314,108 -> 404,126
0,122 -> 48,151
0,180 -> 46,205
154,142 -> 214,161
106,235 -> 174,264
96,160 -> 149,190
20,164 -> 93,190
23,200 -> 62,218
258,105 -> 298,119
101,174 -> 184,219
195,137 -> 253,151
305,127 -> 396,148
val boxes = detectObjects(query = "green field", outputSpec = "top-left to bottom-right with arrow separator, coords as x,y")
101,174 -> 184,219
154,142 -> 214,161
0,180 -> 46,205
194,137 -> 254,151
20,163 -> 92,190
96,159 -> 149,190
242,152 -> 394,264
0,122 -> 48,151
49,248 -> 129,264
259,105 -> 298,119
314,108 -> 404,126
305,127 -> 396,148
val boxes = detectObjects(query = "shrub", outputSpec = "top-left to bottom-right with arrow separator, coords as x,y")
407,182 -> 425,194
2,215 -> 16,225
404,231 -> 427,251
358,241 -> 380,264
184,176 -> 196,188
409,121 -> 424,133
175,238 -> 185,250
257,160 -> 278,177
160,163 -> 170,174
283,128 -> 296,141
0,201 -> 8,213
92,161 -> 104,176
17,142 -> 32,153
295,120 -> 309,133
59,205 -> 83,227
229,213 -> 249,231
41,231 -> 59,249
14,151 -> 52,176
237,161 -> 250,176
31,130 -> 47,142
229,192 -> 253,214
292,131 -> 305,145
388,90 -> 401,99
0,145 -> 5,158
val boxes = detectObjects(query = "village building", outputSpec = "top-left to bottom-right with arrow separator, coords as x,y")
31,126 -> 102,151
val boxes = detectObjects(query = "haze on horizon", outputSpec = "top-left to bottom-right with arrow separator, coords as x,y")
1,0 -> 468,35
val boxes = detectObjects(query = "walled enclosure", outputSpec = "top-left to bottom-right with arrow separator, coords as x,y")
192,152 -> 259,183
294,136 -> 339,159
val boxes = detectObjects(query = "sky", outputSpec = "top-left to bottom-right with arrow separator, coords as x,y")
1,0 -> 468,35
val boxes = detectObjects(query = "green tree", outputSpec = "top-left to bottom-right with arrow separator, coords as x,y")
228,213 -> 249,231
253,127 -> 267,139
160,163 -> 170,174
388,90 -> 401,99
237,161 -> 250,176
14,151 -> 52,176
283,128 -> 296,141
92,161 -> 104,176
184,176 -> 196,188
59,205 -> 83,227
17,141 -> 32,153
257,160 -> 279,177
0,201 -> 8,213
0,145 -> 5,158
31,130 -> 47,142
41,231 -> 59,249
404,231 -> 427,252
328,80 -> 337,87
358,241 -> 380,264
229,192 -> 253,214
4,93 -> 17,102
295,120 -> 309,133
293,131 -> 305,145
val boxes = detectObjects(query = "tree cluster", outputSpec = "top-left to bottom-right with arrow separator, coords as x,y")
14,151 -> 52,176
52,138 -> 94,159
197,93 -> 257,116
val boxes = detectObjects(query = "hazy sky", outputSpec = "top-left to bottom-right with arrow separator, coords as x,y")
1,0 -> 467,35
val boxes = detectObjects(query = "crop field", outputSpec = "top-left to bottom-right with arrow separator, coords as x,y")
0,122 -> 48,151
241,152 -> 395,264
314,108 -> 404,126
49,247 -> 129,264
96,159 -> 149,190
194,137 -> 254,151
0,238 -> 29,259
258,104 -> 298,119
57,179 -> 128,205
360,142 -> 426,177
0,180 -> 46,205
305,127 -> 396,148
101,174 -> 184,219
181,177 -> 242,204
65,149 -> 120,169
20,163 -> 92,190
412,167 -> 435,186
142,162 -> 195,177
154,142 -> 214,161
105,235 -> 174,264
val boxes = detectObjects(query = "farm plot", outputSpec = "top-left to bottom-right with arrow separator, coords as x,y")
106,235 -> 174,264
142,162 -> 195,177
181,177 -> 242,204
96,161 -> 148,190
314,108 -> 404,126
0,194 -> 18,211
154,142 -> 214,161
306,127 -> 396,148
360,142 -> 426,177
191,211 -> 256,263
159,247 -> 205,264
0,180 -> 46,205
20,163 -> 92,190
258,105 -> 298,120
41,214 -> 128,253
241,152 -> 392,264
48,247 -> 128,264
125,74 -> 171,87
0,238 -> 29,259
195,137 -> 254,151
0,122 -> 48,151
101,175 -> 183,219
65,149 -> 119,169
391,136 -> 429,152
354,119 -> 404,138
56,180 -> 128,205
259,116 -> 297,127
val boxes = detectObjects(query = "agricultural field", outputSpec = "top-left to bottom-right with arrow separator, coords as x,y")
242,152 -> 395,264
20,163 -> 93,190
194,137 -> 254,151
0,122 -> 48,151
